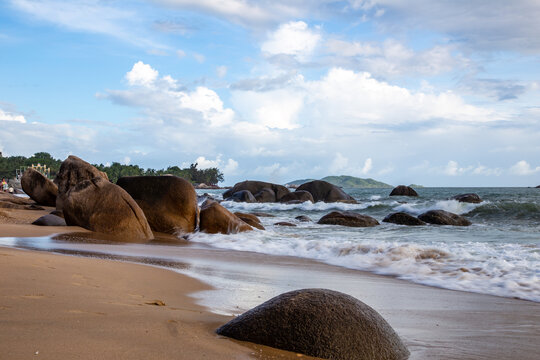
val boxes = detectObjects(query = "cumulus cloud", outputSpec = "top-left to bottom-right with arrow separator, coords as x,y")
126,61 -> 159,86
0,108 -> 26,123
361,158 -> 373,174
261,21 -> 321,62
510,160 -> 540,175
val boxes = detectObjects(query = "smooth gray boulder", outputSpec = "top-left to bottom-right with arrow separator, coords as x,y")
418,210 -> 471,226
297,180 -> 356,203
383,212 -> 426,226
318,211 -> 379,227
452,193 -> 482,203
389,185 -> 418,197
279,190 -> 314,203
223,181 -> 290,202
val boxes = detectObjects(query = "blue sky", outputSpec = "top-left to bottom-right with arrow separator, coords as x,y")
1,0 -> 540,186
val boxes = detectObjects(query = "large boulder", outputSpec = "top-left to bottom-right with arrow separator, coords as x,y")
297,180 -> 356,203
254,188 -> 276,203
117,176 -> 198,235
452,193 -> 482,203
20,168 -> 58,207
228,190 -> 257,203
199,200 -> 252,234
418,210 -> 471,226
54,155 -> 109,210
318,211 -> 379,227
234,212 -> 265,230
279,190 -> 314,204
389,185 -> 418,197
383,212 -> 425,226
216,288 -> 409,360
0,192 -> 34,206
62,177 -> 153,242
223,181 -> 290,202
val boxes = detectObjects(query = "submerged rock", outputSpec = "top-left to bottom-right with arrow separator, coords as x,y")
21,167 -> 58,207
389,185 -> 418,197
297,180 -> 356,203
418,210 -> 471,226
295,215 -> 312,222
383,212 -> 425,226
216,288 -> 409,360
274,222 -> 297,227
452,193 -> 482,203
318,211 -> 379,227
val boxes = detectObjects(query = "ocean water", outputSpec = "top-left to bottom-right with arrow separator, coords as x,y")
191,187 -> 540,302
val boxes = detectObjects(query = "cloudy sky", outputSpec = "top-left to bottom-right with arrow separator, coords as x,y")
1,0 -> 540,186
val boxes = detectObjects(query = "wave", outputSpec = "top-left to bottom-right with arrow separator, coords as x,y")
219,200 -> 393,213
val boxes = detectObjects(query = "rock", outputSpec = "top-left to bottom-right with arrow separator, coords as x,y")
227,190 -> 256,203
0,201 -> 44,210
216,288 -> 409,360
20,168 -> 58,207
452,193 -> 482,203
295,215 -> 312,222
383,212 -> 425,226
254,188 -> 276,203
50,210 -> 64,218
32,214 -> 67,226
223,181 -> 290,202
297,180 -> 356,203
318,211 -> 379,227
54,155 -> 109,210
274,222 -> 297,227
250,212 -> 275,218
0,192 -> 34,206
418,210 -> 471,226
234,212 -> 265,230
389,185 -> 418,197
117,176 -> 198,235
279,190 -> 314,203
62,177 -> 153,242
199,200 -> 252,234
536,185 -> 540,188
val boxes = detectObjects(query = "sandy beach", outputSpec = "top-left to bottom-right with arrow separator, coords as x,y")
1,206 -> 539,359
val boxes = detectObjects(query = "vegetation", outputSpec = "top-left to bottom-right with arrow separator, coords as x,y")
0,152 -> 224,185
286,175 -> 392,188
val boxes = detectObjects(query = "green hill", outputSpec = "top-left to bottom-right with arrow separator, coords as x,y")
286,175 -> 392,188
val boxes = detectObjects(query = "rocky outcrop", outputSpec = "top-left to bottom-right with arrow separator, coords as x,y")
418,210 -> 471,226
223,181 -> 290,202
216,288 -> 409,360
452,193 -> 482,203
228,190 -> 257,203
383,212 -> 425,226
295,215 -> 312,222
389,185 -> 418,197
254,188 -> 276,203
21,167 -> 58,206
62,177 -> 153,242
54,155 -> 109,210
234,212 -> 265,230
0,192 -> 34,206
279,190 -> 314,204
199,200 -> 252,234
318,211 -> 379,227
117,176 -> 198,235
32,214 -> 67,226
297,180 -> 356,203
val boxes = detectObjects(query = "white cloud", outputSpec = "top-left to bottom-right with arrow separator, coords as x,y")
126,61 -> 159,86
0,108 -> 26,123
216,65 -> 227,78
361,158 -> 373,174
261,21 -> 321,62
123,156 -> 131,165
472,165 -> 502,176
176,49 -> 186,58
330,152 -> 349,173
443,161 -> 472,176
510,160 -> 540,175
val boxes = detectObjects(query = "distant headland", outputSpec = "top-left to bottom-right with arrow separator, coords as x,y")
286,175 -> 393,189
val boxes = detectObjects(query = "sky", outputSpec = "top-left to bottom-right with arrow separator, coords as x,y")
1,0 -> 540,186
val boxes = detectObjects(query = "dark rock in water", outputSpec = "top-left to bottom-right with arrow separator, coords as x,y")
250,212 -> 275,218
279,190 -> 314,203
62,177 -> 153,242
383,212 -> 425,226
21,167 -> 58,207
234,212 -> 265,230
54,155 -> 109,211
274,222 -> 297,227
216,288 -> 409,360
389,185 -> 418,197
199,200 -> 252,234
32,214 -> 67,226
297,180 -> 356,203
228,190 -> 256,203
254,188 -> 276,203
318,211 -> 379,227
452,193 -> 482,203
536,185 -> 540,188
295,215 -> 312,222
418,210 -> 471,226
117,176 -> 198,235
223,181 -> 290,202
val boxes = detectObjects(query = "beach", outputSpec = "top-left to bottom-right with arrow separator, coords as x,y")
1,206 -> 540,359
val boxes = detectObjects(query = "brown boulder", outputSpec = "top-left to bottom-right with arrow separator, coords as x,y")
216,288 -> 409,360
32,214 -> 67,226
117,176 -> 198,235
452,193 -> 482,203
389,185 -> 418,197
418,210 -> 471,226
279,190 -> 314,203
383,212 -> 425,226
54,155 -> 109,210
21,167 -> 58,206
254,188 -> 276,203
318,211 -> 379,227
227,190 -> 257,203
223,181 -> 290,202
297,180 -> 356,203
62,177 -> 153,242
0,192 -> 34,206
234,212 -> 265,230
199,200 -> 252,234
274,222 -> 297,227
295,215 -> 312,222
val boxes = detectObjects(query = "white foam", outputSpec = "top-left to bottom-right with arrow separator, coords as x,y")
220,200 -> 384,212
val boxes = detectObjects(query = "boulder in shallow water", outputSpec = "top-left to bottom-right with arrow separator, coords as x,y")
199,200 -> 253,234
234,212 -> 265,230
62,177 -> 153,242
383,212 -> 425,226
32,214 -> 66,226
228,190 -> 257,203
254,188 -> 276,203
318,211 -> 379,227
21,167 -> 58,207
452,193 -> 482,203
389,185 -> 418,197
279,190 -> 314,203
216,288 -> 409,360
418,210 -> 471,226
297,180 -> 356,203
223,181 -> 290,202
295,215 -> 312,222
274,221 -> 297,227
